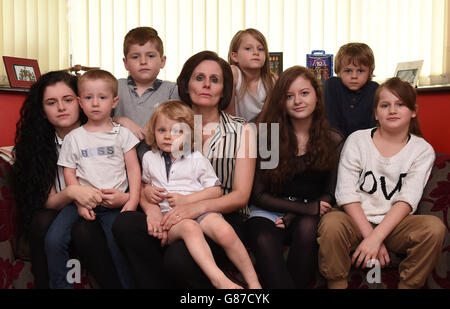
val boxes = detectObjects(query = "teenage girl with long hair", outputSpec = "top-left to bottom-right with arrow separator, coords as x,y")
246,66 -> 344,288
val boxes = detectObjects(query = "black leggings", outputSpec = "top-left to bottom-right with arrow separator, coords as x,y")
112,211 -> 245,289
112,211 -> 171,288
245,215 -> 319,289
29,208 -> 122,289
71,219 -> 122,288
29,209 -> 59,289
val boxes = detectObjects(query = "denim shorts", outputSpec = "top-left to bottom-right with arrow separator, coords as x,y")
248,205 -> 284,223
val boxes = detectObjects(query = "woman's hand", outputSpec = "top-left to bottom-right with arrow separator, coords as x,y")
277,213 -> 297,229
68,185 -> 102,210
100,189 -> 129,208
161,205 -> 199,232
143,184 -> 167,204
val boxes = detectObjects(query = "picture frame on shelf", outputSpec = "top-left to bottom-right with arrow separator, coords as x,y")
394,60 -> 424,88
269,52 -> 283,76
2,56 -> 41,88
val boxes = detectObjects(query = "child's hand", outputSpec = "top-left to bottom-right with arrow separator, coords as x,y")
166,193 -> 188,207
133,127 -> 146,141
69,185 -> 102,210
352,234 -> 382,268
100,189 -> 129,208
278,213 -> 296,229
319,201 -> 332,216
144,184 -> 167,204
377,243 -> 390,268
274,217 -> 285,229
77,203 -> 96,221
121,201 -> 137,212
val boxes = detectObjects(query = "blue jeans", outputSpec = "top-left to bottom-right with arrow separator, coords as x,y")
45,203 -> 134,289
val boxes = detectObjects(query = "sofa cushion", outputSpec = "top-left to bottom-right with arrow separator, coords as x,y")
416,153 -> 450,289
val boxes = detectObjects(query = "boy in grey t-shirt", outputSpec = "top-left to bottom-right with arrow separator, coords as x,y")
113,27 -> 179,141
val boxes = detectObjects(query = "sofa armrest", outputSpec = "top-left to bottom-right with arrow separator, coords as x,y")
0,156 -> 17,245
417,153 -> 450,288
417,154 -> 450,225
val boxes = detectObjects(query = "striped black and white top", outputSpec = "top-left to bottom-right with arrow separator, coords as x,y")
204,111 -> 250,216
54,134 -> 66,193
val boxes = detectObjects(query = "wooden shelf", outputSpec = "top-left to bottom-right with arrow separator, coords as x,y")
417,84 -> 450,93
0,86 -> 30,93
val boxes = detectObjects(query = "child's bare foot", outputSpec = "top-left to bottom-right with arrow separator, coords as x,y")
227,282 -> 244,289
248,281 -> 262,289
212,275 -> 244,289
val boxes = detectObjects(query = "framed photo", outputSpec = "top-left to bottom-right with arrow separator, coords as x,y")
394,60 -> 423,88
2,56 -> 41,88
269,52 -> 283,76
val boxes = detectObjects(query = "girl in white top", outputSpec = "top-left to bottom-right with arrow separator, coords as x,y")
226,28 -> 276,121
318,77 -> 446,289
141,100 -> 261,289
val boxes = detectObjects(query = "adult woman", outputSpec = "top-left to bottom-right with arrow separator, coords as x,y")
12,71 -> 123,288
113,51 -> 256,288
245,66 -> 344,288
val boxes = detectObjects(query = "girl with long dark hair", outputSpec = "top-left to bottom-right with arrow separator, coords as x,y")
12,71 -> 122,288
246,66 -> 344,288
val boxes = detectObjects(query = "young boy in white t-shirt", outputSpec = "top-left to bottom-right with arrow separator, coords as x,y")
47,69 -> 140,289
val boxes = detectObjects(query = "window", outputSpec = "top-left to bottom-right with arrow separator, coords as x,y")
0,0 -> 69,85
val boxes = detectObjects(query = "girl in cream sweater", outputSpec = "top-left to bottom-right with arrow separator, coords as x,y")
318,77 -> 446,289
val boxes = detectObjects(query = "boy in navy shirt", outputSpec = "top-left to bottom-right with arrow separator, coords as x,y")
324,42 -> 379,137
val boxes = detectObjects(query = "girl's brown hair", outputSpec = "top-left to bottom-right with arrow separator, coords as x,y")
374,77 -> 422,137
257,66 -> 340,193
146,100 -> 195,152
228,28 -> 275,100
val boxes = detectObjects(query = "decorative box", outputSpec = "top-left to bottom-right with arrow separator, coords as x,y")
306,50 -> 333,85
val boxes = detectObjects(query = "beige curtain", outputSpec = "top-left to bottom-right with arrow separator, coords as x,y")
0,0 -> 69,85
0,0 -> 448,85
